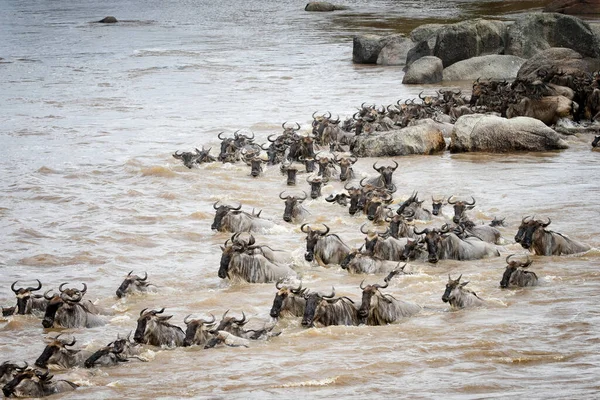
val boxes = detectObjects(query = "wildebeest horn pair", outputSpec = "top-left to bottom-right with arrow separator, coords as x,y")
11,279 -> 42,293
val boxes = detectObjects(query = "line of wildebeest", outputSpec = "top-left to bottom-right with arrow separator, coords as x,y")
2,73 -> 598,397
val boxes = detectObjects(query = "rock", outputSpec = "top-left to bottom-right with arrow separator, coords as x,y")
352,121 -> 446,157
404,41 -> 433,70
410,24 -> 445,44
305,2 -> 348,12
410,118 -> 455,138
98,16 -> 118,23
449,114 -> 569,153
516,47 -> 589,80
443,54 -> 526,81
402,56 -> 443,84
376,35 -> 413,66
353,34 -> 387,64
505,12 -> 600,59
433,19 -> 507,68
544,0 -> 600,15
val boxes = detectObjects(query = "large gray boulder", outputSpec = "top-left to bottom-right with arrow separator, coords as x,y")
404,41 -> 433,70
410,24 -> 445,44
505,12 -> 600,59
433,19 -> 507,67
305,2 -> 348,11
353,34 -> 388,64
377,35 -> 414,66
516,47 -> 590,80
449,114 -> 569,153
443,54 -> 526,81
402,56 -> 443,84
352,121 -> 446,157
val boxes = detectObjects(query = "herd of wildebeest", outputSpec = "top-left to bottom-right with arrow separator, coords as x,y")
1,71 -> 599,397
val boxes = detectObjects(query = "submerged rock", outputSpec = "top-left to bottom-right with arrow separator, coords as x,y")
305,2 -> 348,12
98,16 -> 118,23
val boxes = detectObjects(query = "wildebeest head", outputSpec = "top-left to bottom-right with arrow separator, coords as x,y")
270,281 -> 305,318
183,314 -> 216,347
2,369 -> 51,398
442,274 -> 468,303
10,279 -> 42,315
358,279 -> 389,324
35,334 -> 77,369
386,209 -> 414,239
218,233 -> 255,279
301,223 -> 330,262
244,155 -> 264,178
500,254 -> 533,288
172,150 -> 198,169
414,225 -> 451,264
490,216 -> 506,227
360,223 -> 389,254
431,196 -> 445,216
373,161 -> 398,189
134,308 -> 169,343
325,193 -> 349,207
116,271 -> 150,298
217,132 -> 239,163
299,156 -> 316,173
593,135 -> 600,148
84,333 -> 136,368
340,247 -> 362,269
301,287 -> 335,327
345,183 -> 363,215
280,191 -> 307,222
306,175 -> 327,199
316,154 -> 334,178
280,162 -> 299,186
41,283 -> 86,329
365,192 -> 392,222
400,238 -> 425,261
396,191 -> 420,216
211,201 -> 242,231
0,361 -> 28,386
215,309 -> 248,333
519,217 -> 551,250
447,196 -> 476,223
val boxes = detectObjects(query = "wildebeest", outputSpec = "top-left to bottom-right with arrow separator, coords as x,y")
183,314 -> 217,347
211,202 -> 275,233
218,235 -> 297,283
116,271 -> 153,298
280,191 -> 309,223
2,369 -> 78,398
280,161 -> 300,185
325,193 -> 349,207
214,310 -> 279,340
431,196 -> 445,216
367,161 -> 398,190
6,280 -> 47,316
415,226 -> 500,263
334,154 -> 357,181
301,288 -> 359,327
517,217 -> 591,255
172,147 -> 216,168
41,284 -> 106,329
358,274 -> 421,325
500,254 -> 539,288
506,95 -> 576,126
243,156 -> 264,178
592,135 -> 600,150
442,274 -> 486,309
0,362 -> 28,386
306,175 -> 327,199
386,210 -> 418,239
270,280 -> 307,318
455,218 -> 502,244
35,335 -> 90,369
341,249 -> 410,275
396,192 -> 431,221
489,216 -> 506,227
361,224 -> 408,261
134,308 -> 185,347
220,233 -> 292,268
364,193 -> 393,224
84,333 -> 144,368
447,196 -> 476,224
399,238 -> 429,262
301,223 -> 351,266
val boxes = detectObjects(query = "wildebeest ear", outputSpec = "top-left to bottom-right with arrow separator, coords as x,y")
467,205 -> 476,210
220,246 -> 225,251
157,315 -> 173,321
459,281 -> 469,288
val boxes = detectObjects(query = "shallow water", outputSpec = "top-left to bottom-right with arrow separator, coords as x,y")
1,0 -> 600,399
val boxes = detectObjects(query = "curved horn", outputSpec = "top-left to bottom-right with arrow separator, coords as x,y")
447,196 -> 457,205
11,281 -> 19,294
213,201 -> 221,210
217,132 -> 226,140
64,337 -> 77,347
267,134 -> 278,143
154,308 -> 165,315
413,227 -> 429,235
522,256 -> 533,268
234,311 -> 246,324
275,279 -> 284,290
44,289 -> 55,300
360,223 -> 369,235
80,283 -> 87,295
279,191 -> 288,200
298,191 -> 308,201
506,254 -> 516,264
323,287 -> 335,298
372,161 -> 381,172
466,196 -> 476,206
440,224 -> 451,234
360,280 -> 367,290
300,223 -> 310,233
59,283 -> 68,293
139,308 -> 148,316
374,280 -> 389,290
541,217 -> 551,227
522,215 -> 531,223
419,90 -> 426,100
390,160 -> 398,171
202,314 -> 216,325
222,309 -> 229,320
184,314 -> 193,325
138,272 -> 148,282
248,234 -> 256,247
26,279 -> 42,292
231,203 -> 242,211
320,224 -> 330,236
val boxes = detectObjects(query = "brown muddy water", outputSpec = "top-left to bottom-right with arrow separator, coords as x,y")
1,0 -> 599,399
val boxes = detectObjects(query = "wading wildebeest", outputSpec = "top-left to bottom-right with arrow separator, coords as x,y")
2,369 -> 78,398
341,249 -> 411,275
215,310 -> 279,340
35,335 -> 90,369
517,217 -> 591,255
211,202 -> 275,233
183,314 -> 217,347
301,288 -> 359,327
280,191 -> 309,223
301,223 -> 351,267
134,308 -> 185,347
415,225 -> 500,263
0,362 -> 28,386
358,275 -> 421,325
500,254 -> 539,288
115,271 -> 153,298
270,280 -> 307,319
361,224 -> 409,261
442,275 -> 485,309
366,161 -> 398,190
41,284 -> 107,329
84,334 -> 144,368
6,280 -> 47,316
447,196 -> 476,224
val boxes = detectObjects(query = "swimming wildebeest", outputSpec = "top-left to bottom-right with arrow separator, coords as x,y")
415,225 -> 500,263
366,160 -> 398,190
358,273 -> 421,325
116,271 -> 153,298
442,274 -> 485,309
134,308 -> 185,347
35,335 -> 91,369
2,369 -> 77,398
214,310 -> 279,340
211,201 -> 275,233
6,280 -> 47,316
0,362 -> 28,386
84,333 -> 144,368
361,224 -> 408,261
280,191 -> 309,223
500,254 -> 539,288
447,196 -> 476,224
183,314 -> 217,347
516,216 -> 591,255
341,249 -> 410,275
41,284 -> 107,328
301,223 -> 351,266
301,288 -> 359,327
270,280 -> 307,319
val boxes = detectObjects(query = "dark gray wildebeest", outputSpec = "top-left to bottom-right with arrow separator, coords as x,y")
442,275 -> 486,310
593,135 -> 600,150
386,210 -> 419,239
399,238 -> 429,262
334,154 -> 357,181
243,155 -> 265,178
415,225 -> 500,264
325,192 -> 349,207
315,153 -> 338,181
84,333 -> 144,368
431,196 -> 445,216
366,161 -> 398,190
270,281 -> 307,319
361,224 -> 408,261
280,191 -> 309,223
364,192 -> 393,225
134,308 -> 185,347
306,175 -> 328,199
396,192 -> 432,221
2,369 -> 78,398
218,234 -> 297,283
489,216 -> 506,227
214,310 -> 279,340
517,217 -> 591,256
5,280 -> 47,316
211,202 -> 275,233
447,196 -> 476,224
183,314 -> 217,347
41,284 -> 107,329
500,254 -> 539,289
454,219 -> 502,245
116,271 -> 153,298
172,147 -> 216,168
0,362 -> 28,386
341,249 -> 411,275
280,161 -> 300,186
301,288 -> 359,327
358,273 -> 421,325
301,223 -> 351,267
220,233 -> 292,268
35,335 -> 91,369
